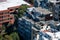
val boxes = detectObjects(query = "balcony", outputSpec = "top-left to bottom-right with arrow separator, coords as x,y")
0,13 -> 10,16
3,17 -> 10,20
0,19 -> 10,23
0,15 -> 14,23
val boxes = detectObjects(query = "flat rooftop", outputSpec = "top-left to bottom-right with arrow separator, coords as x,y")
48,0 -> 60,4
0,0 -> 30,11
35,7 -> 52,15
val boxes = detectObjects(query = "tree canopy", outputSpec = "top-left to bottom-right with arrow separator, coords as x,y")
18,4 -> 30,17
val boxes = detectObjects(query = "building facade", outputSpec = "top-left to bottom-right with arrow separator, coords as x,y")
0,9 -> 15,27
0,5 -> 20,27
0,0 -> 31,27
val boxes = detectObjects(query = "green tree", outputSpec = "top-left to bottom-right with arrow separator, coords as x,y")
10,32 -> 20,40
0,25 -> 20,40
18,4 -> 30,17
3,35 -> 13,40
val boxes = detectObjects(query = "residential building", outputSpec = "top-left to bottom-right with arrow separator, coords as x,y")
50,1 -> 60,21
31,7 -> 53,21
0,9 -> 14,26
18,18 -> 32,40
0,0 -> 30,26
0,0 -> 32,40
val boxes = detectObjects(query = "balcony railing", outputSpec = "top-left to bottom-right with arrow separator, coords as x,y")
0,19 -> 10,23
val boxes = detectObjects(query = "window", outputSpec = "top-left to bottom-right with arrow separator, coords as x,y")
0,13 -> 3,15
10,18 -> 13,19
0,16 -> 3,18
0,20 -> 2,22
8,18 -> 10,20
2,16 -> 6,18
59,11 -> 60,13
59,14 -> 60,16
56,2 -> 60,4
8,15 -> 10,17
59,6 -> 60,9
59,18 -> 60,20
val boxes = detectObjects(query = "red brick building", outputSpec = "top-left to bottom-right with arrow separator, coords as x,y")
0,5 -> 20,27
0,0 -> 32,27
0,9 -> 14,26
